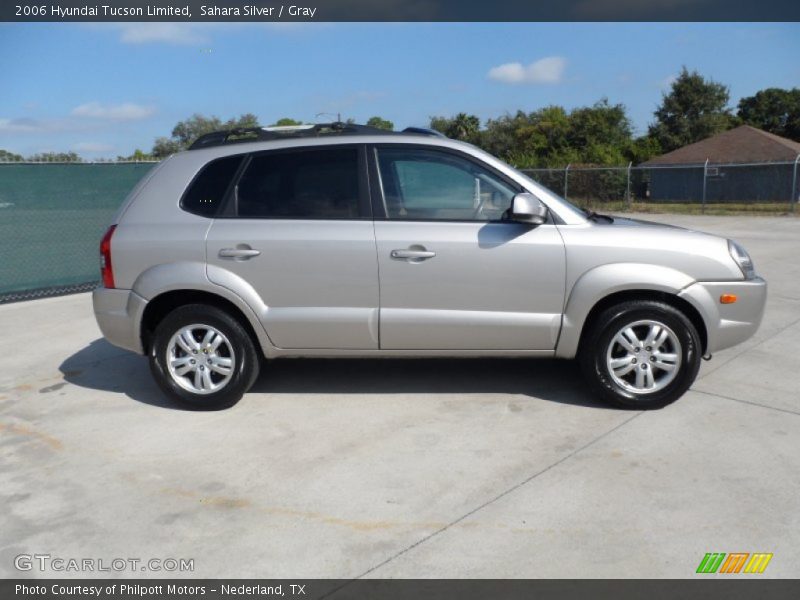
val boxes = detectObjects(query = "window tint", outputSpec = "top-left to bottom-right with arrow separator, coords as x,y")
181,155 -> 242,217
377,148 -> 517,221
236,148 -> 361,219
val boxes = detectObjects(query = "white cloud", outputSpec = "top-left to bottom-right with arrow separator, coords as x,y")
118,23 -> 209,45
71,102 -> 155,121
73,142 -> 115,153
84,22 -> 325,46
0,118 -> 45,133
487,57 -> 567,85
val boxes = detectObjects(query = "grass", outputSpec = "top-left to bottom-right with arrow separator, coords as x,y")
577,200 -> 797,216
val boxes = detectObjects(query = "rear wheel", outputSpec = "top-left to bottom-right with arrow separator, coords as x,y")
579,300 -> 701,409
149,304 -> 260,410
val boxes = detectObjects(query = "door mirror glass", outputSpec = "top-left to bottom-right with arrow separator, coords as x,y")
510,193 -> 548,225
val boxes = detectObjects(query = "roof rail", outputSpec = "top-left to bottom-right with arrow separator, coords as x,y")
401,127 -> 447,138
188,122 -> 450,150
188,122 -> 393,150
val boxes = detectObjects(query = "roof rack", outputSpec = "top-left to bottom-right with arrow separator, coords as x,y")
188,122 -> 447,150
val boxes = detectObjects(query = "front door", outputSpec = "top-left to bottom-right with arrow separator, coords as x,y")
371,145 -> 566,350
206,145 -> 379,349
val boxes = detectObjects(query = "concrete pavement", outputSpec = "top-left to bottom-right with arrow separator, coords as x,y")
1,215 -> 798,578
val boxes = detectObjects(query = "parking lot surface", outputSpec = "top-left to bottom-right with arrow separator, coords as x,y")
1,214 -> 798,578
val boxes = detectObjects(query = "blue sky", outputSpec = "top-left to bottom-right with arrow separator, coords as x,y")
1,22 -> 798,158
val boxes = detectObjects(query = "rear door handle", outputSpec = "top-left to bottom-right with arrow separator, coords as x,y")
391,249 -> 436,260
218,247 -> 261,260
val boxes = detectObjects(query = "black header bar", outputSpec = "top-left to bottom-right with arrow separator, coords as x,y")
3,0 -> 800,22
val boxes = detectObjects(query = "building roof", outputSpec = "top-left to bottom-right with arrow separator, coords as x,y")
642,125 -> 800,166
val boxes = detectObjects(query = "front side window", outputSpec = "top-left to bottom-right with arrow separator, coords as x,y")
236,148 -> 360,219
181,155 -> 243,217
376,148 -> 518,221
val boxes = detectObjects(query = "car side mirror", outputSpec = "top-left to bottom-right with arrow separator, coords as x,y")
510,193 -> 548,225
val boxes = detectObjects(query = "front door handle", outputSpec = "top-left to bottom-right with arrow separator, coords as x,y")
391,248 -> 436,260
219,247 -> 261,260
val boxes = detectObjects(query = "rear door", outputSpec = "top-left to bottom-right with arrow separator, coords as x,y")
205,145 -> 379,349
371,144 -> 566,350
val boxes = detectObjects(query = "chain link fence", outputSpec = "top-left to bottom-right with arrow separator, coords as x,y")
1,157 -> 798,303
0,161 -> 157,303
521,158 -> 800,215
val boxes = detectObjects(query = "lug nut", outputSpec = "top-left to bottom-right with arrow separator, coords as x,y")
641,364 -> 648,369
646,346 -> 652,352
650,356 -> 655,362
634,347 -> 639,353
632,358 -> 637,364
190,359 -> 196,364
199,366 -> 204,371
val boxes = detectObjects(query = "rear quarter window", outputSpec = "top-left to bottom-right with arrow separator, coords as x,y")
181,155 -> 243,217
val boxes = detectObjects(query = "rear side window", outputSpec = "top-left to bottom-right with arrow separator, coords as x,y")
181,155 -> 242,217
236,148 -> 360,219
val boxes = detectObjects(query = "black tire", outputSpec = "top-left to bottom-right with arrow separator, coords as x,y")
579,300 -> 701,409
148,304 -> 260,410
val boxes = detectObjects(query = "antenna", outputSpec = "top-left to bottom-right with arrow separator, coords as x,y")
315,112 -> 340,123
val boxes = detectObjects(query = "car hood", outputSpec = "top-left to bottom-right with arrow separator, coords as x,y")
604,215 -> 689,231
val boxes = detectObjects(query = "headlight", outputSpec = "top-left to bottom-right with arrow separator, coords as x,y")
728,239 -> 755,280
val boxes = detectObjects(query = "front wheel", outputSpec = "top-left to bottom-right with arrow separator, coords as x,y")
579,300 -> 702,409
149,304 -> 260,410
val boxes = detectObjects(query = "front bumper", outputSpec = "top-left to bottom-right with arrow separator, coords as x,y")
92,287 -> 147,354
679,277 -> 767,354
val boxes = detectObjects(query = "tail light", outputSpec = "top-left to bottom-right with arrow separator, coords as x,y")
99,225 -> 117,289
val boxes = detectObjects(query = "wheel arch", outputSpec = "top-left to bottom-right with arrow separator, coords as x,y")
574,289 -> 708,358
140,289 -> 269,357
555,263 -> 707,358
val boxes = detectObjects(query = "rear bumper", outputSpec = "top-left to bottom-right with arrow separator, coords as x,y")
679,277 -> 767,354
92,287 -> 147,354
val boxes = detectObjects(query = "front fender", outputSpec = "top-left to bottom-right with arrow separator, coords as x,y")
555,263 -> 695,358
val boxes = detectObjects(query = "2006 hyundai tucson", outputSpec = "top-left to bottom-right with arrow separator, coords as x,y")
93,122 -> 767,410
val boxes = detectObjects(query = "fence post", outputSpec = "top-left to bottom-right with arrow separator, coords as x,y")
701,158 -> 709,215
792,153 -> 800,214
625,162 -> 632,210
564,164 -> 571,200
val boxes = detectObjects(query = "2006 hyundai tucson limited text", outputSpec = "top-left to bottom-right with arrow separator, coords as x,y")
92,122 -> 767,410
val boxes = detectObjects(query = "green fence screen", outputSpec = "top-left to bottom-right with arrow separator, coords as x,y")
0,163 -> 156,302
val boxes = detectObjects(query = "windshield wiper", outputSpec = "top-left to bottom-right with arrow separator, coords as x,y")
583,209 -> 614,223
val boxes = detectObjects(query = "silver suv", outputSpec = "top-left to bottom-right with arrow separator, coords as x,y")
92,122 -> 766,410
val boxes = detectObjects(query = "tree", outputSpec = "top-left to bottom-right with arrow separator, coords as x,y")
738,87 -> 800,142
0,149 -> 23,162
626,135 -> 662,164
152,113 -> 261,158
483,107 -> 574,167
649,67 -> 734,153
26,151 -> 81,162
429,113 -> 481,144
481,100 -> 641,168
271,117 -> 304,126
567,99 -> 634,165
117,149 -> 154,162
366,116 -> 394,131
